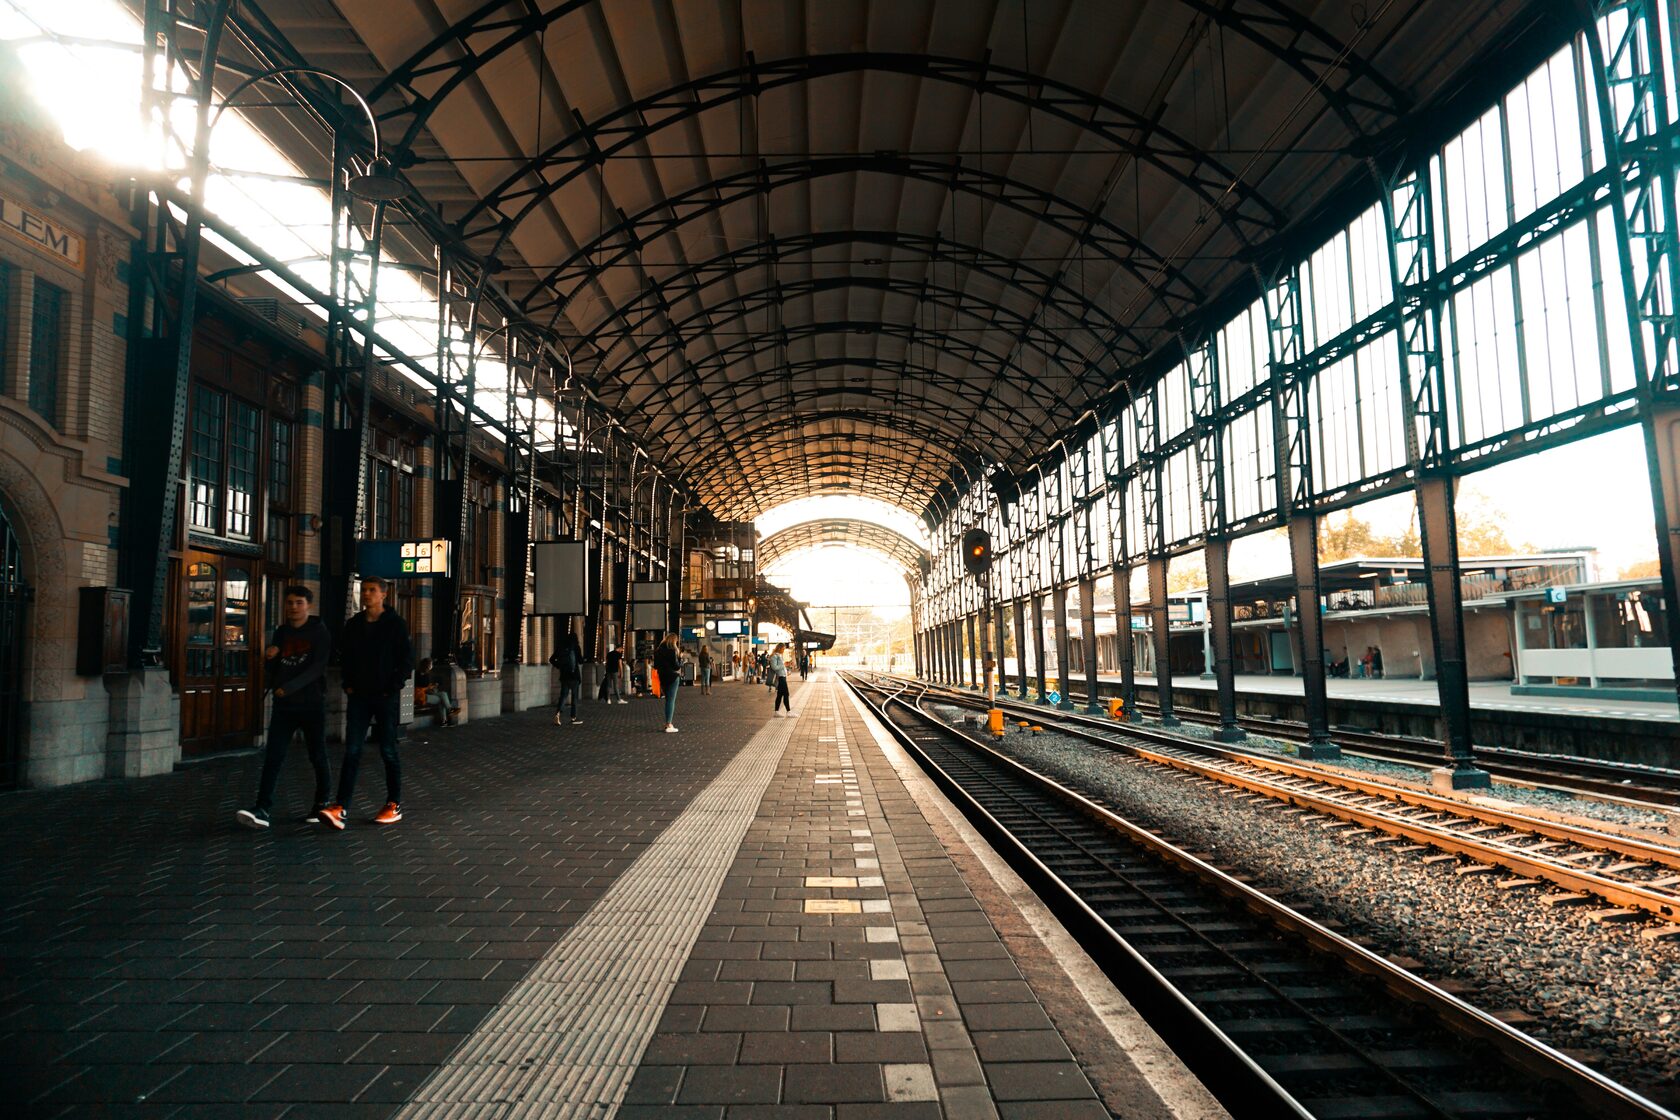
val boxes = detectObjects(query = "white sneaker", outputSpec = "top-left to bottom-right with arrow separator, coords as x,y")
664,725 -> 679,733
618,699 -> 629,705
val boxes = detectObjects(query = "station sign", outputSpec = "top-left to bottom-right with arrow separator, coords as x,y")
1,192 -> 84,270
358,538 -> 451,579
711,618 -> 748,636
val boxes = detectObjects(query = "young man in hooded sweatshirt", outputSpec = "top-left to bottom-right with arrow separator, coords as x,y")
321,578 -> 414,829
237,586 -> 333,829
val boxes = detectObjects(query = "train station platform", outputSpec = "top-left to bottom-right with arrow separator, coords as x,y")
0,673 -> 1221,1119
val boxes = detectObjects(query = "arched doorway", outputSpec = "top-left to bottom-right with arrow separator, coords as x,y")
0,495 -> 31,789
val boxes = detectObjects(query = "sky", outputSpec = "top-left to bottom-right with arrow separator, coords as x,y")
7,0 -> 1664,603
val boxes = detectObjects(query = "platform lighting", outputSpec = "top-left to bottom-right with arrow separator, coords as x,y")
212,65 -> 408,202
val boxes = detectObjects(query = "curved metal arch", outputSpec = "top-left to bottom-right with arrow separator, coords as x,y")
758,519 -> 930,578
628,334 -> 1077,453
456,53 -> 1281,245
368,4 -> 1404,211
680,402 -> 987,463
597,274 -> 1110,398
522,154 -> 1214,328
682,429 -> 975,520
677,406 -> 982,491
713,452 -> 949,520
575,228 -> 1151,359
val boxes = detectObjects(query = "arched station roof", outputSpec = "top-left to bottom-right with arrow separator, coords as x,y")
266,1 -> 1569,522
757,518 -> 931,581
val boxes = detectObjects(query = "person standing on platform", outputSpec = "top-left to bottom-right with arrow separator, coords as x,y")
599,643 -> 627,704
655,633 -> 682,733
237,585 -> 332,830
769,643 -> 791,717
698,644 -> 713,695
551,629 -> 584,726
321,578 -> 413,829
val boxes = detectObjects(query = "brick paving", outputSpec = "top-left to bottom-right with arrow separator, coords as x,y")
1,684 -> 776,1119
620,679 -> 1107,1119
2,675 -> 1119,1118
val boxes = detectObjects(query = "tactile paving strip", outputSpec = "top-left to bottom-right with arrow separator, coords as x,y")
395,688 -> 811,1120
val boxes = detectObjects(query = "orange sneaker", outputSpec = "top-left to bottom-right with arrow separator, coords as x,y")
318,804 -> 346,831
373,802 -> 403,826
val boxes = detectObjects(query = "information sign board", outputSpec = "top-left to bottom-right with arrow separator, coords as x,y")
357,538 -> 452,579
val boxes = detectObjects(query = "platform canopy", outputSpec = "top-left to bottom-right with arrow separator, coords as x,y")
757,518 -> 931,580
268,0 -> 1568,522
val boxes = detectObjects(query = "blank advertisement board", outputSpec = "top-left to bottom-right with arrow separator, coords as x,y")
629,580 -> 666,602
532,540 -> 590,616
630,600 -> 668,631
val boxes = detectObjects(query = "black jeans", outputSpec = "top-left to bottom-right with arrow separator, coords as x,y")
255,706 -> 329,814
774,675 -> 791,711
338,691 -> 401,807
556,678 -> 581,716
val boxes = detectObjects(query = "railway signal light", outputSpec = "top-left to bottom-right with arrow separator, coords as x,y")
961,528 -> 992,576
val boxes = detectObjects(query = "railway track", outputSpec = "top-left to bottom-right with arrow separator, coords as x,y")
899,676 -> 1680,927
841,672 -> 1675,1120
1063,685 -> 1680,807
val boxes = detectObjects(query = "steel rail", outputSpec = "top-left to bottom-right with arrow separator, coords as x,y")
840,672 -> 1675,1120
908,676 -> 1680,924
1095,690 -> 1680,807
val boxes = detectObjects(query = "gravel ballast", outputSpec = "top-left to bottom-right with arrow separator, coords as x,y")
929,702 -> 1680,1099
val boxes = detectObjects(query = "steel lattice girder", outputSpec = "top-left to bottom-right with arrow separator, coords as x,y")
521,152 -> 1215,332
598,275 -> 1107,406
757,518 -> 931,578
571,229 -> 1146,361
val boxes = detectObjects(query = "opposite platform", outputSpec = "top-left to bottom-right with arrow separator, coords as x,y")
1,673 -> 1221,1119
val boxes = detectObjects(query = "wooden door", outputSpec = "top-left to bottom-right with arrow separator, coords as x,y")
180,553 -> 260,755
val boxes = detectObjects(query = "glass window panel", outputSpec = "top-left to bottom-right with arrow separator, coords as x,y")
1591,590 -> 1669,648
1150,369 -> 1177,441
1443,105 -> 1511,261
268,419 -> 291,507
225,399 -> 260,539
223,567 -> 251,678
1449,266 -> 1523,445
1305,230 -> 1354,348
1348,205 -> 1394,322
1312,353 -> 1359,491
189,386 -> 224,532
1356,341 -> 1406,479
29,279 -> 63,426
1597,207 -> 1637,393
0,263 -> 10,396
1508,48 -> 1586,221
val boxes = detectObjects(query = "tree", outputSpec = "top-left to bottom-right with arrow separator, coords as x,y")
1620,558 -> 1662,580
1317,511 -> 1416,562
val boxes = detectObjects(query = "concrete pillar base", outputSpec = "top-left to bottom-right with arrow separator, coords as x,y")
1431,765 -> 1492,792
104,667 -> 179,780
1216,725 -> 1247,744
503,663 -> 553,712
1297,742 -> 1342,761
444,665 -> 471,725
466,673 -> 505,721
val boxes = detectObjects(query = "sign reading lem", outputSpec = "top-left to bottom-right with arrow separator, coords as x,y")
1,194 -> 84,270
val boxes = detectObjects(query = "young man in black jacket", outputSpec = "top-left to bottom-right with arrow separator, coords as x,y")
321,578 -> 414,829
237,586 -> 333,829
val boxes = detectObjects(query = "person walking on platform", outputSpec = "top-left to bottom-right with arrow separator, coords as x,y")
655,633 -> 683,732
321,578 -> 413,829
769,643 -> 792,716
698,644 -> 713,695
237,585 -> 332,830
551,630 -> 584,725
599,643 -> 626,704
